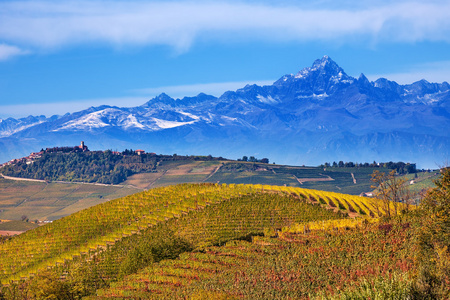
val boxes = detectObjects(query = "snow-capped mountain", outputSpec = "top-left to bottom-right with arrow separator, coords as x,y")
0,115 -> 58,138
1,56 -> 449,168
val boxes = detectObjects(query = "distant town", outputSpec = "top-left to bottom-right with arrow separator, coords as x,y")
0,141 -> 152,169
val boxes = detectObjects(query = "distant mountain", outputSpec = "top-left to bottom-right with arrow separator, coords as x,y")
1,56 -> 449,168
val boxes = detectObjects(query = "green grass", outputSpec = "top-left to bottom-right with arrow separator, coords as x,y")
405,171 -> 440,193
0,220 -> 39,231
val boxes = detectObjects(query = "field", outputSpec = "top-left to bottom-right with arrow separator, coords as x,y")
1,157 -> 431,225
124,160 -> 222,189
0,178 -> 141,221
125,161 -> 396,195
0,220 -> 39,236
405,171 -> 441,193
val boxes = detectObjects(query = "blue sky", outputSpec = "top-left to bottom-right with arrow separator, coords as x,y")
1,0 -> 450,118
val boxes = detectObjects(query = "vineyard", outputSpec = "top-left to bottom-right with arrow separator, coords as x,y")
0,178 -> 444,299
90,222 -> 414,299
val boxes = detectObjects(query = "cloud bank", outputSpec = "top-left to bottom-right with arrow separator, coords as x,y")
0,1 -> 449,54
0,44 -> 29,61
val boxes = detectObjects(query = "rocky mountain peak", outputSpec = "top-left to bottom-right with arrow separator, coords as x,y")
294,56 -> 350,81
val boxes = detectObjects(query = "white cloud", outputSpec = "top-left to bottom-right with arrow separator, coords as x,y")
0,44 -> 29,61
0,1 -> 449,52
367,61 -> 450,84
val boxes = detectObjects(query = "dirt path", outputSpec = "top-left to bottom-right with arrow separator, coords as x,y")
1,173 -> 128,188
0,173 -> 46,183
294,174 -> 334,185
147,170 -> 168,188
203,164 -> 222,182
351,173 -> 356,184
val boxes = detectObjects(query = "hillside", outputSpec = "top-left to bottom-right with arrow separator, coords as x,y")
1,146 -> 418,191
0,182 -> 427,299
91,221 -> 414,299
0,149 -> 226,185
1,56 -> 448,169
0,149 -> 427,223
0,177 -> 141,222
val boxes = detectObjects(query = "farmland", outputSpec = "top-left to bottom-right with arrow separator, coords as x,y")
123,159 -> 397,195
0,177 -> 140,221
0,155 -> 434,224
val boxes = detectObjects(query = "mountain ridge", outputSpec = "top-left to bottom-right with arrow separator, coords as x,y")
1,56 -> 449,168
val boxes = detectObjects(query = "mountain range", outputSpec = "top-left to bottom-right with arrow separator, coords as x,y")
1,56 -> 449,168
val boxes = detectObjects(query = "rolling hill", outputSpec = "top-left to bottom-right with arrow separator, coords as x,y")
0,182 -> 425,299
1,149 -> 430,222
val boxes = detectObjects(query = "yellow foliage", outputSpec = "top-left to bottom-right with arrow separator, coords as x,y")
283,217 -> 379,233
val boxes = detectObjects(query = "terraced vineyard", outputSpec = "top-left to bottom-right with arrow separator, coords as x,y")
0,183 -> 414,299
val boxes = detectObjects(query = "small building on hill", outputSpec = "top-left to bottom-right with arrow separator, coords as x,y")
75,141 -> 89,152
46,141 -> 89,153
135,149 -> 145,155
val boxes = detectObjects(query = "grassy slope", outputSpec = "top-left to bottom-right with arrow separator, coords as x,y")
0,178 -> 141,221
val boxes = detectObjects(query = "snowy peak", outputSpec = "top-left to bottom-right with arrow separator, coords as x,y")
141,93 -> 176,108
374,78 -> 399,90
311,55 -> 340,72
295,56 -> 348,79
0,115 -> 53,138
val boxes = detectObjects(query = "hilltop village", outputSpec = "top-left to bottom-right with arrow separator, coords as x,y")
0,142 -> 150,169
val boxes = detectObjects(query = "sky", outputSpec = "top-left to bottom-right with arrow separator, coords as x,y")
1,0 -> 450,118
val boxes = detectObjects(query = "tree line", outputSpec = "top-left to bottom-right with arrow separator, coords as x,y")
321,160 -> 416,174
237,156 -> 269,164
